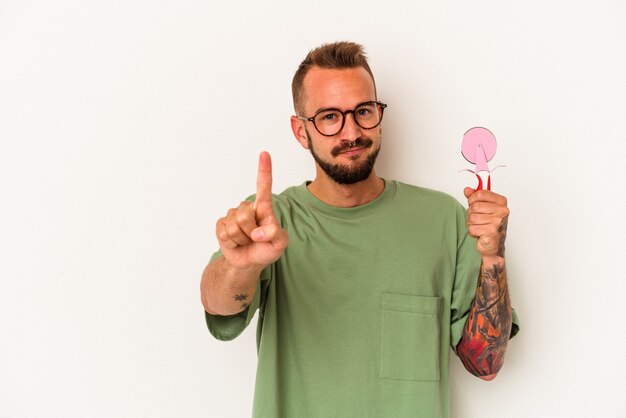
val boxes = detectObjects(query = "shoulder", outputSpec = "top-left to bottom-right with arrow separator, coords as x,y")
391,180 -> 464,211
259,183 -> 310,221
391,181 -> 471,245
273,183 -> 306,207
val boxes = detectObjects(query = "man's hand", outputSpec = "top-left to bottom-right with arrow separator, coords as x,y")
464,187 -> 509,259
216,152 -> 288,271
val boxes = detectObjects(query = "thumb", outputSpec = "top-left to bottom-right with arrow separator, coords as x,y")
463,187 -> 475,199
250,223 -> 281,242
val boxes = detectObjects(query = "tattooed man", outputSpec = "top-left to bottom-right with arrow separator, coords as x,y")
200,41 -> 519,418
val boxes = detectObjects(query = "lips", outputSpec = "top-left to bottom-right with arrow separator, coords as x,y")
331,138 -> 373,157
339,147 -> 365,156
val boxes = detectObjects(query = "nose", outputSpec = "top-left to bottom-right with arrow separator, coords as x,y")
339,112 -> 362,142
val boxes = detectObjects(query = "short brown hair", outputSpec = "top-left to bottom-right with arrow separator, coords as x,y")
291,41 -> 376,115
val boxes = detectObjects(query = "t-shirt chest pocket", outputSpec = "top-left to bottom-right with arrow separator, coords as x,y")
379,293 -> 442,382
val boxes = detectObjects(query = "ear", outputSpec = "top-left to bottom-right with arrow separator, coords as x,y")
290,116 -> 310,149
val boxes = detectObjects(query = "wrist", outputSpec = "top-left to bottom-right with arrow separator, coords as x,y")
221,257 -> 265,278
481,255 -> 504,268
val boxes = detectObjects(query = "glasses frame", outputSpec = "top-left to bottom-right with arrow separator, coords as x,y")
297,101 -> 388,137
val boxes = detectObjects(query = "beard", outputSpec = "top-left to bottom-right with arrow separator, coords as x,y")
306,129 -> 381,185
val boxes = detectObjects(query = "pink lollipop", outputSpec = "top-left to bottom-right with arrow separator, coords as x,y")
460,127 -> 503,190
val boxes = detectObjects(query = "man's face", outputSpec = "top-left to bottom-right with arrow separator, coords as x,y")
293,67 -> 382,185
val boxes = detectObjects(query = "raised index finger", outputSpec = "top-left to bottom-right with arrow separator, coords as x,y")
255,151 -> 273,205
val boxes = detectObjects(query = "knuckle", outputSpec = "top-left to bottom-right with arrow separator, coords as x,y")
226,221 -> 241,237
217,229 -> 230,242
226,208 -> 237,219
216,219 -> 227,237
265,223 -> 277,235
224,215 -> 239,236
479,236 -> 493,247
265,224 -> 281,241
235,208 -> 253,225
221,239 -> 237,249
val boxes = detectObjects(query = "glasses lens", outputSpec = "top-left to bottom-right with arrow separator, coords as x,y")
354,102 -> 381,129
314,110 -> 343,136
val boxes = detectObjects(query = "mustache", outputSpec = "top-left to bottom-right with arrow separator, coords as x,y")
331,138 -> 374,157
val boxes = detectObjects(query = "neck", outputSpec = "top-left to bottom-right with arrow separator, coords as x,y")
307,170 -> 385,208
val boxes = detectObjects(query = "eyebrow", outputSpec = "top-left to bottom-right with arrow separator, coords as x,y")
312,100 -> 376,115
312,106 -> 339,115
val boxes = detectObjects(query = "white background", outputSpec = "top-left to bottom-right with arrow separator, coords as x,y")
1,1 -> 625,417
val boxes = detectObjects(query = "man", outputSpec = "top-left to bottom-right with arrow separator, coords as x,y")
201,41 -> 519,418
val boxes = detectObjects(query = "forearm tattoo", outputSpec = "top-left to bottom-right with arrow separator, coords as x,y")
233,293 -> 249,310
457,262 -> 512,377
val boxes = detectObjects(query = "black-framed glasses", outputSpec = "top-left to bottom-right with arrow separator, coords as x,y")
297,101 -> 387,137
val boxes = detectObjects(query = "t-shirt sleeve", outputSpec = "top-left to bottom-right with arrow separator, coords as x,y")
204,250 -> 273,341
449,203 -> 520,351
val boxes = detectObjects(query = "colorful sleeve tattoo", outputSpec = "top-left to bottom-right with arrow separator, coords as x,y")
457,220 -> 512,378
